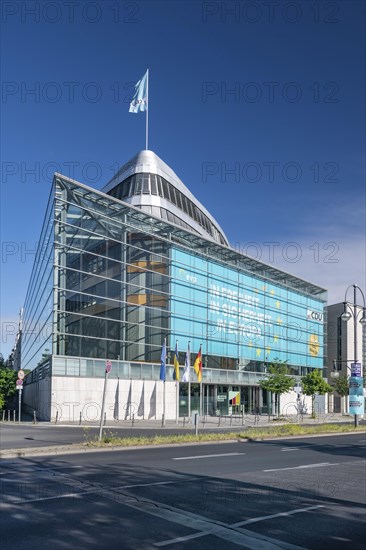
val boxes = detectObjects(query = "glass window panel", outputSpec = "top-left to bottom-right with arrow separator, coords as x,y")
134,175 -> 143,195
142,175 -> 150,194
175,190 -> 182,210
150,175 -> 158,195
169,184 -> 177,206
161,178 -> 169,200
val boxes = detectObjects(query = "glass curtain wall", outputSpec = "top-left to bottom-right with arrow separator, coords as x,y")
21,188 -> 55,370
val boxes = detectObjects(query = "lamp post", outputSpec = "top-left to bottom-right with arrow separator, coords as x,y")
340,284 -> 366,427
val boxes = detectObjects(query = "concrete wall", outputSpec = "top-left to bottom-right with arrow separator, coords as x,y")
50,377 -> 178,422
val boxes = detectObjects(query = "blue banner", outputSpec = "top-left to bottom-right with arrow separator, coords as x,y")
170,248 -> 324,368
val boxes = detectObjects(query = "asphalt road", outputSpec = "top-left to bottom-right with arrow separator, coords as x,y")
1,433 -> 365,549
0,421 -> 262,450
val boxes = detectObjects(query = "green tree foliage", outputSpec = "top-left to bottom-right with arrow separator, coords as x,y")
301,369 -> 332,417
259,360 -> 296,417
331,374 -> 349,397
0,366 -> 17,410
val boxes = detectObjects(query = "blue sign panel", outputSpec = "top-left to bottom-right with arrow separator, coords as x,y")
351,362 -> 362,377
349,377 -> 364,415
170,248 -> 324,367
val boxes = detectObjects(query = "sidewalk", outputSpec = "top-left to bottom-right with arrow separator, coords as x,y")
5,411 -> 362,429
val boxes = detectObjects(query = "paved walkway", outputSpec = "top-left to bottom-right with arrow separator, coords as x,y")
2,411 -> 363,430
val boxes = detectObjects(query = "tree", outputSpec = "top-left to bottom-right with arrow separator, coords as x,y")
331,374 -> 349,397
301,369 -> 332,418
259,360 -> 296,417
0,366 -> 17,410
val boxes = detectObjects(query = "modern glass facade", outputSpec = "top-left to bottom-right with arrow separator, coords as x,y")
20,170 -> 327,379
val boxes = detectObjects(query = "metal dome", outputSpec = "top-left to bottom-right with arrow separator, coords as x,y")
101,150 -> 229,246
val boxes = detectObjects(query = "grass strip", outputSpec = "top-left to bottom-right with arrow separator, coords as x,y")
85,423 -> 365,447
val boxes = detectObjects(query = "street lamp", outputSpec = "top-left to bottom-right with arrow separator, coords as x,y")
340,284 -> 366,427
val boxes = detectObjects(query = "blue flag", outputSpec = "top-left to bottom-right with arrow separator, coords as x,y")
160,339 -> 166,381
129,70 -> 148,113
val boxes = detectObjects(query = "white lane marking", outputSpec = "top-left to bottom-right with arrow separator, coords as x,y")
281,448 -> 299,452
231,505 -> 324,527
263,462 -> 336,472
173,452 -> 245,461
120,481 -> 175,488
155,532 -> 208,547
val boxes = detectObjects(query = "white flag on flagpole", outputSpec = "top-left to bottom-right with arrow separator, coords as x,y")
129,70 -> 148,113
182,342 -> 190,382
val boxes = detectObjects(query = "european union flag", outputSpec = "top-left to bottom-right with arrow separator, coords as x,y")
160,339 -> 166,381
129,70 -> 148,113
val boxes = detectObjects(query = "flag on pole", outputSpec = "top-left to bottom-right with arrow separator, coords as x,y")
182,342 -> 190,382
173,341 -> 180,381
193,345 -> 202,382
129,70 -> 148,113
160,339 -> 166,381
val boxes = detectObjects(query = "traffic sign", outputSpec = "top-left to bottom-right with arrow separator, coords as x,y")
351,362 -> 362,377
18,370 -> 25,380
16,379 -> 23,386
105,360 -> 112,374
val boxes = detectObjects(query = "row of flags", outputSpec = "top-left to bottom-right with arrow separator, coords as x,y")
160,340 -> 202,383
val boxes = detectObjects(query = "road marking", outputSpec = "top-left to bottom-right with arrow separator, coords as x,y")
281,448 -> 299,452
120,481 -> 175,489
231,505 -> 324,527
263,462 -> 336,472
155,532 -> 208,546
173,452 -> 245,461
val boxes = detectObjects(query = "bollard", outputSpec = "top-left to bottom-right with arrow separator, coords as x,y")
7,410 -> 10,422
242,412 -> 244,426
161,413 -> 165,427
183,416 -> 186,427
13,410 -> 16,422
33,411 -> 37,424
132,414 -> 135,427
55,411 -> 59,424
79,412 -> 82,426
230,414 -> 232,426
2,410 -> 4,422
104,412 -> 107,426
195,412 -> 198,436
202,415 -> 206,427
218,414 -> 221,427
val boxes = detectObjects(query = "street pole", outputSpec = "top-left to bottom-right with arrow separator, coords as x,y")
341,284 -> 366,428
18,388 -> 22,423
99,362 -> 111,441
353,285 -> 358,428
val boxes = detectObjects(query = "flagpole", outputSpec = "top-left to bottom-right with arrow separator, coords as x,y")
188,340 -> 191,422
200,344 -> 203,418
145,68 -> 149,150
176,339 -> 179,424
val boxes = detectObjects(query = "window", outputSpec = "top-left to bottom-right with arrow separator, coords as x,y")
150,175 -> 158,195
142,175 -> 150,194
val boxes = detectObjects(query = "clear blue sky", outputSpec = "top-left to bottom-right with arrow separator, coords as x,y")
1,0 -> 365,359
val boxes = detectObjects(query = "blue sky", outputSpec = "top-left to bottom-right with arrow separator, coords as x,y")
1,0 -> 365,359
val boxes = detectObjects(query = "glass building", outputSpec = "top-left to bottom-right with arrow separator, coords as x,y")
18,150 -> 327,419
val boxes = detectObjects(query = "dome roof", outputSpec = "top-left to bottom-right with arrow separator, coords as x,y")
101,150 -> 229,246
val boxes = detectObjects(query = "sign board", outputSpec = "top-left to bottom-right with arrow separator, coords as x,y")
17,370 -> 25,380
105,360 -> 112,374
16,379 -> 23,386
351,362 -> 362,377
349,376 -> 364,415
